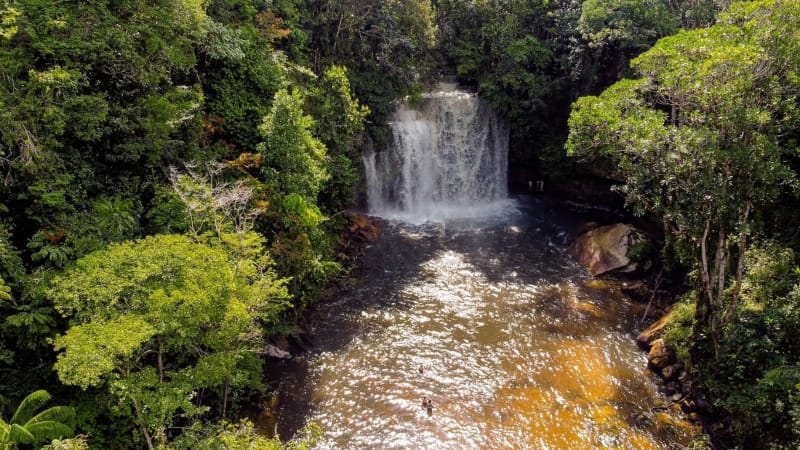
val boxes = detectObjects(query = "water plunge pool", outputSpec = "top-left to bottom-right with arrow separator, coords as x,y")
267,198 -> 695,449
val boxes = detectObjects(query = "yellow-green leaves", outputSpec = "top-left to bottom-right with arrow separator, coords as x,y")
0,278 -> 10,302
568,0 -> 800,226
632,25 -> 762,118
567,78 -> 666,161
173,0 -> 208,35
53,315 -> 156,389
49,234 -> 290,443
0,3 -> 20,40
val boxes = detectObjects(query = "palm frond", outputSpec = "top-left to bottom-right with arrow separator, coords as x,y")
24,421 -> 74,443
6,423 -> 35,444
27,406 -> 75,426
9,390 -> 51,425
0,279 -> 11,303
0,419 -> 10,442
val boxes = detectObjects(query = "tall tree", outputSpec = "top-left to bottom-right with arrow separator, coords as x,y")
567,0 -> 800,356
257,89 -> 339,307
306,65 -> 369,214
259,89 -> 328,202
49,234 -> 290,449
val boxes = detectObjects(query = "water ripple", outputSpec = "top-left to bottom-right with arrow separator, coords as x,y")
272,201 -> 695,449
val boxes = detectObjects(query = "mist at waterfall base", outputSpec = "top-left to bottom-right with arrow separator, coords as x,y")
261,88 -> 694,448
363,86 -> 512,223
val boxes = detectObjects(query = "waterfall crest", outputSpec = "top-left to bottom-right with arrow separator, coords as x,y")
364,87 -> 510,222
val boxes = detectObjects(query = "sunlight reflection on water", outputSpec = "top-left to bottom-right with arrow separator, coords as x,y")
273,200 -> 695,449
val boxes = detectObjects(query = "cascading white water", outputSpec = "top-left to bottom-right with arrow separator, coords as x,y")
364,85 -> 510,222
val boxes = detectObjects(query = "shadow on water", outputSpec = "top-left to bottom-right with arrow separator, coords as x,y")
265,212 -> 449,438
264,195 -> 695,448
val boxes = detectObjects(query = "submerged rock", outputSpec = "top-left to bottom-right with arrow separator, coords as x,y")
569,223 -> 649,276
621,281 -> 649,301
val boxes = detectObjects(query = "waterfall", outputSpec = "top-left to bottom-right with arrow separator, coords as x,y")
364,86 -> 510,222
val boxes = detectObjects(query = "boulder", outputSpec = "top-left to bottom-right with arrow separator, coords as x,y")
264,344 -> 292,359
636,311 -> 673,349
348,214 -> 379,242
661,362 -> 683,381
647,338 -> 676,372
571,221 -> 600,239
568,223 -> 649,276
621,280 -> 649,301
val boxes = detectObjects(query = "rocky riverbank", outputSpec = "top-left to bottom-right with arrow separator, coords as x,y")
568,219 -> 716,445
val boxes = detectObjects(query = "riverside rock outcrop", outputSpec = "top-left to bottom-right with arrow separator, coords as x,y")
569,223 -> 649,276
636,311 -> 673,348
647,338 -> 676,372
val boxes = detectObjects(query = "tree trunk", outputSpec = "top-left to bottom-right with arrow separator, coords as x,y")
724,202 -> 751,327
157,337 -> 164,384
334,9 -> 344,51
697,218 -> 714,327
132,398 -> 155,450
709,227 -> 726,361
693,220 -> 713,356
221,376 -> 229,418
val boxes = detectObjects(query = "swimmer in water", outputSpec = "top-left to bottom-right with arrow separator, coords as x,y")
422,395 -> 434,416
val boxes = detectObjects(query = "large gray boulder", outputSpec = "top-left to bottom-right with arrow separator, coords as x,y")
569,223 -> 649,276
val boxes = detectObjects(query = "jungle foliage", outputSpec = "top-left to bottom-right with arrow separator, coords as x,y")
0,0 -> 373,447
568,0 -> 800,446
0,0 -> 796,447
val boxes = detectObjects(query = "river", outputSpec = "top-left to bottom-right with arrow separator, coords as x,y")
267,196 -> 695,449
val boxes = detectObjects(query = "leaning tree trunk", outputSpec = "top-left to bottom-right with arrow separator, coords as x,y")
132,397 -> 155,450
694,217 -> 728,362
221,376 -> 230,418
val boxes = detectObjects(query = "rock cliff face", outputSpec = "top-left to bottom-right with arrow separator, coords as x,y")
569,223 -> 649,276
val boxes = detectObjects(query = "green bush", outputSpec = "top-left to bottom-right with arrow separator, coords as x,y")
691,244 -> 800,447
626,239 -> 655,262
662,298 -> 695,364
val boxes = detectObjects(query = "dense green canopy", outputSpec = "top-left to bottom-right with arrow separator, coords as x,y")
0,0 -> 797,447
568,0 -> 800,445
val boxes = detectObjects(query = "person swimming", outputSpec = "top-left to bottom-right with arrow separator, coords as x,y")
422,396 -> 433,411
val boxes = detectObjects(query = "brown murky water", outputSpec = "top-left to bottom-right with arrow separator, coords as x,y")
268,197 -> 695,449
